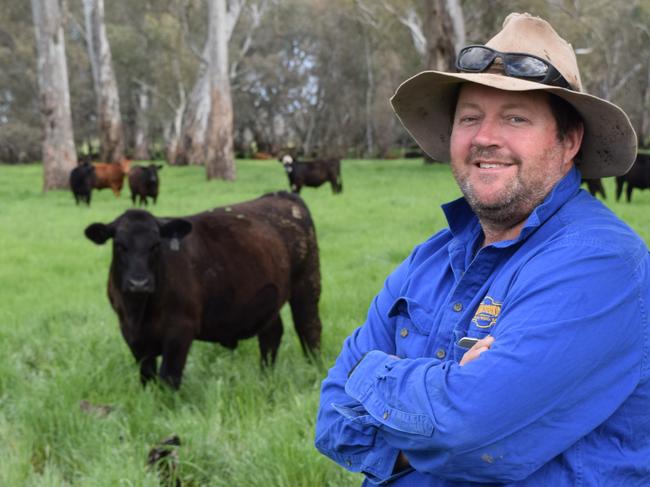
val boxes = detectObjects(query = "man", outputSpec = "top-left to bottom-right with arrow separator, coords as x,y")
315,12 -> 649,486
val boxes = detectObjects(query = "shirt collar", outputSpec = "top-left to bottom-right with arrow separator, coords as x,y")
442,166 -> 582,246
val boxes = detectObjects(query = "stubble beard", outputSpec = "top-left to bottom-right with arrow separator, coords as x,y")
453,147 -> 563,232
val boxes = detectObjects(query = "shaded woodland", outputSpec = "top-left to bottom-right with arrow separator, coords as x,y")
2,0 -> 649,188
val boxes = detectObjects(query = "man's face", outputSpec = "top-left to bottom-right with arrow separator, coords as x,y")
450,84 -> 582,229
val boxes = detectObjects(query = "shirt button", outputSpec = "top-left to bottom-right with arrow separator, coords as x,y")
400,327 -> 409,338
436,349 -> 446,359
453,302 -> 463,312
383,411 -> 390,420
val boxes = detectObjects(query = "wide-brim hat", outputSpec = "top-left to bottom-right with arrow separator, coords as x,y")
390,12 -> 637,179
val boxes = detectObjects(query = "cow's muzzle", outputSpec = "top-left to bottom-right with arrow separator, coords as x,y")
125,277 -> 154,293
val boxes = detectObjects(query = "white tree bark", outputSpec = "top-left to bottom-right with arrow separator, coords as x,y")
83,0 -> 125,163
177,0 -> 245,168
133,85 -> 150,160
31,0 -> 77,191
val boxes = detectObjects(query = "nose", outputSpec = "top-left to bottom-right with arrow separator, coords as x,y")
471,118 -> 504,149
127,276 -> 152,292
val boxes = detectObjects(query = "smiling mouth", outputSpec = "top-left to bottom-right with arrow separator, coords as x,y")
475,161 -> 514,169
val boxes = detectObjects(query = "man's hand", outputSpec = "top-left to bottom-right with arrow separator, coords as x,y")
393,451 -> 411,474
460,336 -> 494,366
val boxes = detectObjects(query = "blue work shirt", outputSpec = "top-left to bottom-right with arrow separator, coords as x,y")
315,167 -> 650,486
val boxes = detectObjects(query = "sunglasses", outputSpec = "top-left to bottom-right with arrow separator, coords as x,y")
456,45 -> 571,89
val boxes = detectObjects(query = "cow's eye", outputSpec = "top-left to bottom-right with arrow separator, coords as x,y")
115,243 -> 127,253
150,242 -> 160,252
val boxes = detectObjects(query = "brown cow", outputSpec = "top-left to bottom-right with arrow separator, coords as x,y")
84,191 -> 322,389
93,159 -> 131,197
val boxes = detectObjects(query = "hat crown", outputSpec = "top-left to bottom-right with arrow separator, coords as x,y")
486,12 -> 583,91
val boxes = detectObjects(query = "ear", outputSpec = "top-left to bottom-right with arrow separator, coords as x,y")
159,219 -> 192,240
85,223 -> 115,244
563,122 -> 584,165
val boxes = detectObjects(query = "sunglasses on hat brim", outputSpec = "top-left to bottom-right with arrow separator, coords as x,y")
456,45 -> 572,90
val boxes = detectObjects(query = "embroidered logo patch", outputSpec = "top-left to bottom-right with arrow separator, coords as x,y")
471,296 -> 502,329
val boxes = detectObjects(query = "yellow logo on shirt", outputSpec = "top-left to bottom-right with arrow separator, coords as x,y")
471,297 -> 502,329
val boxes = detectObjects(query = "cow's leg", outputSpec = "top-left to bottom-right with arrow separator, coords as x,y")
129,343 -> 158,386
627,185 -> 633,202
289,268 -> 322,357
159,333 -> 193,390
131,192 -> 136,205
615,177 -> 624,201
258,315 -> 284,366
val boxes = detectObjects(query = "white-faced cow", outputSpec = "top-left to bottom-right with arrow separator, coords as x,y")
129,164 -> 162,206
279,155 -> 343,194
616,153 -> 650,202
69,162 -> 96,206
84,191 -> 322,390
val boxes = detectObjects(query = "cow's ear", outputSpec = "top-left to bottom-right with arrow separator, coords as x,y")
160,219 -> 192,240
85,223 -> 115,244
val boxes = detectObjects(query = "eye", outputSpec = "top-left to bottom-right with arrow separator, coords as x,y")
457,114 -> 480,125
115,242 -> 127,253
149,242 -> 161,252
507,115 -> 528,124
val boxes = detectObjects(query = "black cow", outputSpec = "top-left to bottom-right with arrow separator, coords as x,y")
129,164 -> 162,206
616,153 -> 650,202
69,162 -> 96,206
84,191 -> 322,390
279,155 -> 343,194
581,178 -> 606,199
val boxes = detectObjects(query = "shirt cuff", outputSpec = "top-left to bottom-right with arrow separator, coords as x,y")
345,350 -> 397,402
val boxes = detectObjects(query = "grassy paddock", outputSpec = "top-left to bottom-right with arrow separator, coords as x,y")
0,160 -> 648,485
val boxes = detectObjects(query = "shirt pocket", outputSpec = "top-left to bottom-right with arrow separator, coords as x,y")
388,297 -> 433,359
452,295 -> 502,361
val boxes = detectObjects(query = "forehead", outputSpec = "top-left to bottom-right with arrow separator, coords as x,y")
115,214 -> 159,240
456,83 -> 552,113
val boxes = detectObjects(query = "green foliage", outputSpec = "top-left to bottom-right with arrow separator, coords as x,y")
1,159 -> 649,484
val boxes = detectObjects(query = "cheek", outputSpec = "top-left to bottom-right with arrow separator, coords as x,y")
450,129 -> 471,163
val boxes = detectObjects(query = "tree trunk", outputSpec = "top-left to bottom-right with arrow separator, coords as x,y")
83,0 -> 125,163
176,71 -> 210,165
31,0 -> 77,191
423,0 -> 463,70
361,22 -> 375,158
204,0 -> 235,180
133,86 -> 151,160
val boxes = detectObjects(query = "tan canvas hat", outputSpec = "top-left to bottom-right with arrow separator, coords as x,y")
390,12 -> 637,178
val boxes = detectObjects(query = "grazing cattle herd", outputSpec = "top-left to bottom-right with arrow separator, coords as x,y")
67,147 -> 649,389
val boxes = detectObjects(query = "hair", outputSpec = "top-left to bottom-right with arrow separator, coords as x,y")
547,93 -> 583,142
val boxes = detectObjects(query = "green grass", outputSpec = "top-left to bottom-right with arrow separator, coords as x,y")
0,160 -> 648,485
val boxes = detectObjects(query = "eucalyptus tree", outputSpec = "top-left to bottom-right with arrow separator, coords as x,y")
31,0 -> 77,190
83,0 -> 125,162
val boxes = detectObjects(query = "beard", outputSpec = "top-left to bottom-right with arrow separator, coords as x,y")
453,146 -> 562,230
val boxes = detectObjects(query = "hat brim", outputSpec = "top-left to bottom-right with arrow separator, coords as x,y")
390,71 -> 637,178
